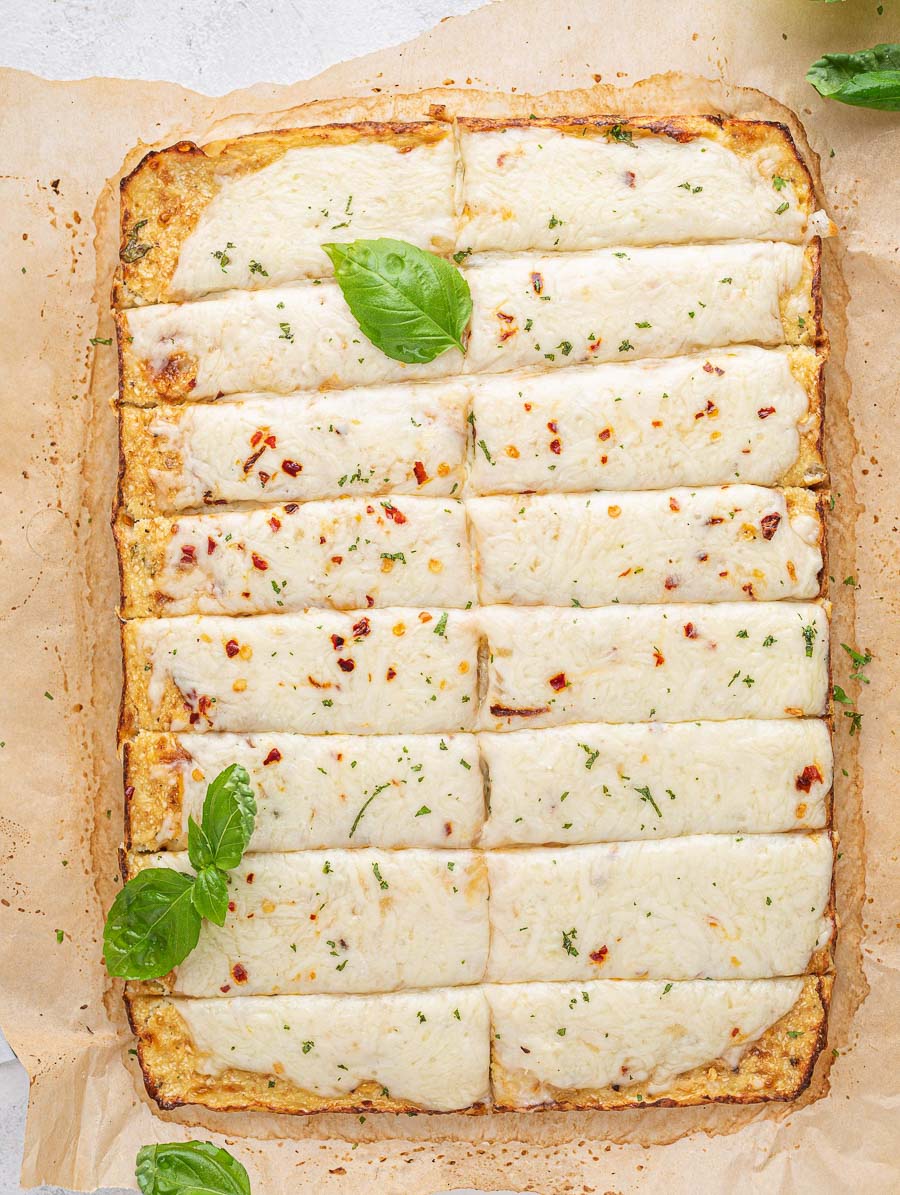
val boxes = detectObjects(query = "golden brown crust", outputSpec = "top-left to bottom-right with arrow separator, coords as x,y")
116,122 -> 452,308
490,974 -> 831,1111
123,733 -> 192,851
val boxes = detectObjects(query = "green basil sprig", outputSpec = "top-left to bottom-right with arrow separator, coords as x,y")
136,1141 -> 251,1195
807,43 -> 900,111
104,764 -> 255,980
323,238 -> 473,364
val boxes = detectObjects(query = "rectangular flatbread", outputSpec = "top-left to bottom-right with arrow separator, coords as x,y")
125,848 -> 489,996
486,833 -> 834,981
126,985 -> 492,1113
479,718 -> 832,845
488,975 -> 831,1110
469,486 -> 823,606
118,497 -> 476,617
117,241 -> 820,404
480,601 -> 830,728
121,609 -> 480,736
125,730 -> 485,852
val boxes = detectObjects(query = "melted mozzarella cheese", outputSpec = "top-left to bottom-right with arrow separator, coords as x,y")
463,242 -> 809,375
470,487 -> 821,606
486,834 -> 833,981
126,609 -> 479,734
459,126 -> 809,251
123,497 -> 475,615
479,719 -> 831,845
129,730 -> 484,850
175,987 -> 491,1111
121,242 -> 809,401
133,849 -> 489,995
170,137 -> 456,300
479,602 -> 829,728
130,383 -> 471,515
469,347 -> 821,492
488,978 -> 803,1102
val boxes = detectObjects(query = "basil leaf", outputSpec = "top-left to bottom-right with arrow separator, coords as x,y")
103,868 -> 200,980
198,763 -> 256,871
136,1141 -> 251,1195
323,238 -> 472,364
187,814 -> 215,872
807,43 -> 900,110
191,866 -> 229,926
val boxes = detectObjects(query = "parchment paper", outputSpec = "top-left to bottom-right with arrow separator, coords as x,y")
1,1 -> 897,1191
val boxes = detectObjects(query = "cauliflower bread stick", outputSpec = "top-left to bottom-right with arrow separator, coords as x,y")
113,111 -> 834,1113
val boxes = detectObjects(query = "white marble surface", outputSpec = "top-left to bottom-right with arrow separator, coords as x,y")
0,4 -> 530,1192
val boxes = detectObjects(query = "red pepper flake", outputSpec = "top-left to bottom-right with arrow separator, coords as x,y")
669,497 -> 680,512
243,447 -> 265,473
694,399 -> 717,420
258,471 -> 271,486
180,544 -> 196,564
496,310 -> 518,341
413,460 -> 428,486
731,1027 -> 740,1038
549,438 -> 562,455
383,503 -> 406,524
352,617 -> 371,638
263,747 -> 282,766
706,516 -> 725,526
231,963 -> 248,983
264,434 -> 277,449
319,536 -> 327,545
198,695 -> 212,718
760,512 -> 782,540
683,622 -> 697,638
225,639 -> 240,658
698,552 -> 709,562
524,402 -> 532,412
757,406 -> 776,419
547,420 -> 558,433
653,648 -> 665,667
624,170 -> 636,188
599,427 -> 612,441
664,575 -> 679,590
589,946 -> 609,965
366,594 -> 375,608
281,459 -> 302,476
250,430 -> 263,447
207,536 -> 217,555
702,361 -> 725,376
268,516 -> 282,533
531,271 -> 544,295
795,764 -> 823,793
331,635 -> 345,650
338,658 -> 355,672
220,983 -> 231,992
245,873 -> 255,884
444,821 -> 453,836
742,582 -> 756,598
283,503 -> 299,514
386,666 -> 397,681
227,902 -> 236,913
331,555 -> 343,565
489,703 -> 550,718
252,553 -> 269,571
549,672 -> 567,691
600,454 -> 608,465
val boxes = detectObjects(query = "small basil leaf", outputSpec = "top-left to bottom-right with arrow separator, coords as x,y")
187,814 -> 215,873
103,868 -> 200,980
200,764 -> 256,871
191,866 -> 229,926
323,238 -> 472,364
136,1141 -> 251,1195
807,43 -> 900,111
122,218 -> 154,264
